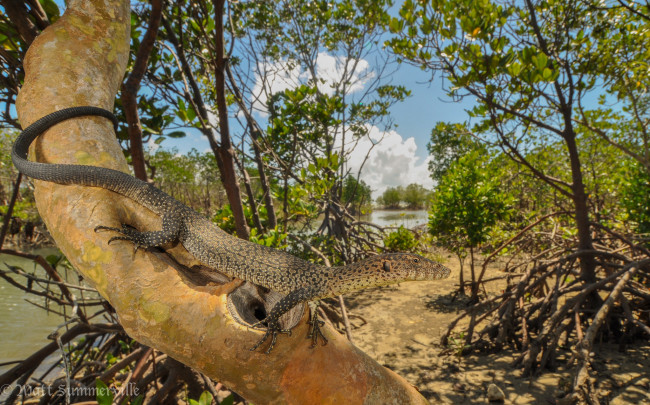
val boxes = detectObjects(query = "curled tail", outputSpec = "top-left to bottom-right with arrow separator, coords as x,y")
11,106 -> 168,214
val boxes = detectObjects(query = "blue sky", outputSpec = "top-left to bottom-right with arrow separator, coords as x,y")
51,0 -> 475,194
163,61 -> 474,160
386,66 -> 474,160
157,55 -> 475,195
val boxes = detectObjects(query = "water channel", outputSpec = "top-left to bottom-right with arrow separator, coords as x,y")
362,209 -> 429,229
0,248 -> 77,374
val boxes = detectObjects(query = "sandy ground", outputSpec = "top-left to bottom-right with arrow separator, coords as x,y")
345,253 -> 650,404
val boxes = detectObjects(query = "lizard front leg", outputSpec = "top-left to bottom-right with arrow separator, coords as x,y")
95,213 -> 181,252
250,286 -> 318,354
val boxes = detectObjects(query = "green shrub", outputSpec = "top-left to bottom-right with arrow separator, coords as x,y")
384,225 -> 419,252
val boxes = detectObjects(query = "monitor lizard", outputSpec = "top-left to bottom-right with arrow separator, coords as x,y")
12,106 -> 451,353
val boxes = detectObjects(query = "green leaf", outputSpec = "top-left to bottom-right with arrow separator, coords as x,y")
388,17 -> 403,33
508,62 -> 521,76
198,391 -> 213,405
533,53 -> 547,69
186,105 -> 197,122
45,254 -> 60,267
95,380 -> 114,405
166,131 -> 186,138
176,109 -> 188,122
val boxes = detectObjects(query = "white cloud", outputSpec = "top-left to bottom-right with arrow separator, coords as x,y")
315,53 -> 371,94
251,52 -> 373,114
343,125 -> 433,198
250,51 -> 431,196
146,137 -> 160,153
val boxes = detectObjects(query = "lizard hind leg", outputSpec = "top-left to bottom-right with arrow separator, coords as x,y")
249,286 -> 317,354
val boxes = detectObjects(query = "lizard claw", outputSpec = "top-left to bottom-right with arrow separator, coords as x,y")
107,236 -> 141,255
249,319 -> 292,354
107,235 -> 133,245
307,317 -> 328,348
96,224 -> 144,254
94,225 -> 122,233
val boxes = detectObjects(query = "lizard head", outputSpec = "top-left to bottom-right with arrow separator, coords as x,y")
327,252 -> 451,296
375,252 -> 451,282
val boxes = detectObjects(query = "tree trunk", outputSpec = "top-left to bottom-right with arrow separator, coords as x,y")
253,138 -> 278,228
457,252 -> 465,296
234,151 -> 264,232
224,64 -> 278,229
162,12 -> 249,240
212,0 -> 250,240
563,128 -> 597,283
120,0 -> 163,181
470,245 -> 478,301
0,0 -> 40,44
0,173 -> 22,250
282,176 -> 290,232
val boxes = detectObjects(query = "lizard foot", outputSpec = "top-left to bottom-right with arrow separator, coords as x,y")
249,320 -> 292,354
95,224 -> 146,253
307,316 -> 328,348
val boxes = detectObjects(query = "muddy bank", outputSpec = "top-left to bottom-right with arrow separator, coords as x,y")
345,257 -> 650,404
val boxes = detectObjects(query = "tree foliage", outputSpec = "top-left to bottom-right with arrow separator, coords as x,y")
376,186 -> 403,209
388,0 -> 650,396
402,183 -> 430,209
3,0 -> 650,402
621,160 -> 650,237
427,122 -> 483,183
384,225 -> 419,253
429,151 -> 512,297
342,175 -> 372,215
430,152 -> 511,250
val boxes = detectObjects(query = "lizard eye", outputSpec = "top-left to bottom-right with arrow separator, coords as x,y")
383,261 -> 391,272
413,258 -> 420,263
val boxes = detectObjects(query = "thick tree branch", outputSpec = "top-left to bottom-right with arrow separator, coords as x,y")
225,63 -> 278,228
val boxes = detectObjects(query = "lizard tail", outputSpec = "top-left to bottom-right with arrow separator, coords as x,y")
11,107 -> 169,214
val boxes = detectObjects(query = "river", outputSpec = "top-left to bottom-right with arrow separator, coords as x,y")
0,248 -> 74,374
360,209 -> 429,229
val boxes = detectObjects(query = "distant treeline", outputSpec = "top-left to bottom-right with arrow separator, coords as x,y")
375,184 -> 432,209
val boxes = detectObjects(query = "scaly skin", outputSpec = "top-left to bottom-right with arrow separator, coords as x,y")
12,107 -> 451,353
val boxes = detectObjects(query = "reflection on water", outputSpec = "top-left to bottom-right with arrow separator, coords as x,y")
360,209 -> 429,229
0,248 -> 73,372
